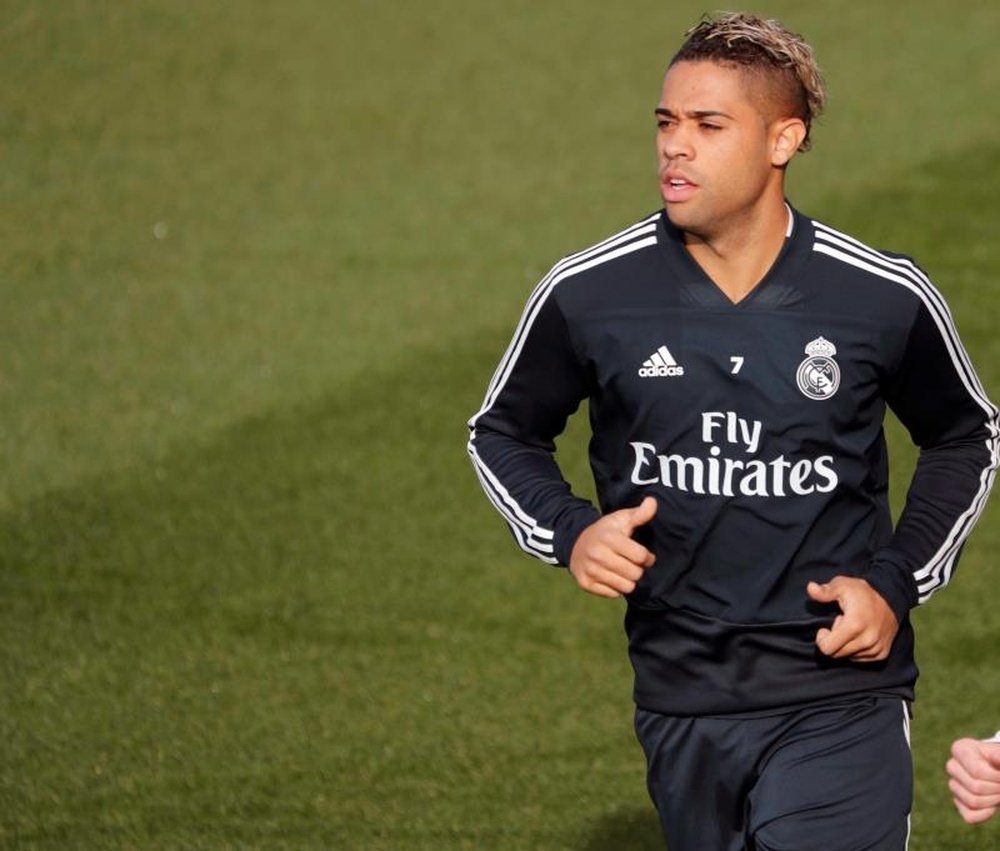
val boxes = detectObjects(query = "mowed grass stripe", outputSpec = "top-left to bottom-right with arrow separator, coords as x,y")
3,1 -> 1000,508
0,331 -> 645,849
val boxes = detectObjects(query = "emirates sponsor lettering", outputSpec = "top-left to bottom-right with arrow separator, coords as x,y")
629,411 -> 838,497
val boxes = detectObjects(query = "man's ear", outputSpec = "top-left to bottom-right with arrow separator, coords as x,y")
771,118 -> 807,166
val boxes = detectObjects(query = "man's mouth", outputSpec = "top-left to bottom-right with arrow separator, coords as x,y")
662,174 -> 698,201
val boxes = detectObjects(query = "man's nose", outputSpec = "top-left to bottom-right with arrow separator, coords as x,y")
660,126 -> 694,160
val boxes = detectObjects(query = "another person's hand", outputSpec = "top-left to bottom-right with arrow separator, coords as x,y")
947,737 -> 1000,824
806,576 -> 899,661
569,497 -> 657,598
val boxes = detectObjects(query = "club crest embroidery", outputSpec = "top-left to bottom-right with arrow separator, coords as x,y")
796,337 -> 840,400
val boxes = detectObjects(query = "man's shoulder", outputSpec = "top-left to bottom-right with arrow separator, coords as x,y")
801,214 -> 923,277
544,210 -> 662,285
797,213 -> 942,316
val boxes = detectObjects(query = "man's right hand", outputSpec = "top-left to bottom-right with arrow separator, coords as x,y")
568,496 -> 657,598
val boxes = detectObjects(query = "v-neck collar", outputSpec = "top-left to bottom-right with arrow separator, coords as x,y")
656,203 -> 811,309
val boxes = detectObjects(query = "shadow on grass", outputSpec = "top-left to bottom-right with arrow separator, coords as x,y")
581,806 -> 664,851
5,140 -> 1000,849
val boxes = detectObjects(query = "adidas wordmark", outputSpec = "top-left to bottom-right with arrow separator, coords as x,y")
639,345 -> 685,378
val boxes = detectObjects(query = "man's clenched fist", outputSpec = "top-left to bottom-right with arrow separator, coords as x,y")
569,496 -> 657,598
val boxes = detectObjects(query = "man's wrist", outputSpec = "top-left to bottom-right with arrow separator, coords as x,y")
861,554 -> 918,624
554,504 -> 602,566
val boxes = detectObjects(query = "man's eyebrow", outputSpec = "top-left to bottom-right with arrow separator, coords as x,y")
654,107 -> 733,119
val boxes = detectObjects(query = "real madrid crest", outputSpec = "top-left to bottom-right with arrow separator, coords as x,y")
796,337 -> 840,400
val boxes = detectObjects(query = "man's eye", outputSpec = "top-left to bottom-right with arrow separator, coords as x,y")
700,123 -> 721,131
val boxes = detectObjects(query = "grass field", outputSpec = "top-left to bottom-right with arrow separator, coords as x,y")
2,1 -> 999,848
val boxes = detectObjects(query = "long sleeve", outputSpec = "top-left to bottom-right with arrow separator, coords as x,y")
468,281 -> 600,566
863,286 -> 999,622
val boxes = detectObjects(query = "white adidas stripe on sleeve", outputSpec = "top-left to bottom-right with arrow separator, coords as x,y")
468,216 -> 659,565
812,224 -> 1000,602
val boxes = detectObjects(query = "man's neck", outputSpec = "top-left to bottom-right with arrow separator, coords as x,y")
682,200 -> 792,304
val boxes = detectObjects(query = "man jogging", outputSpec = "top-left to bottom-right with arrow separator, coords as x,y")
468,12 -> 998,850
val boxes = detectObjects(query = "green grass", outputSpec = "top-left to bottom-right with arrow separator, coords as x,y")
2,1 -> 999,848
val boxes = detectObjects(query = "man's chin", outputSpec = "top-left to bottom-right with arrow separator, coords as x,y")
663,203 -> 704,233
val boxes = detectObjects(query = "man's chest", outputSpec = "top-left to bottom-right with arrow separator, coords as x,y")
578,308 -> 894,409
571,308 -> 908,467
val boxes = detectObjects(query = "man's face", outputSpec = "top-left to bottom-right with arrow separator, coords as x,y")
656,60 -> 781,238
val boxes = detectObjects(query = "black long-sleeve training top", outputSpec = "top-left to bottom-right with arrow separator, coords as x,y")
468,206 -> 998,716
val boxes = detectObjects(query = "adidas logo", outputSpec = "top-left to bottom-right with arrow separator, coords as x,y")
638,345 -> 685,378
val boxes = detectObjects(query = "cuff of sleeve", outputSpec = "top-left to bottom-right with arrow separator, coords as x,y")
552,503 -> 602,567
861,552 -> 920,625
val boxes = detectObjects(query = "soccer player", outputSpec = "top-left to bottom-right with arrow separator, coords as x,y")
948,733 -> 1000,824
467,11 -> 998,850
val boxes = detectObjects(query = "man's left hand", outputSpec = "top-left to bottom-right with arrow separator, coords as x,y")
806,576 -> 899,661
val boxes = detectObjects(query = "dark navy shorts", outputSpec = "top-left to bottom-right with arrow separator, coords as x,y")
635,697 -> 912,851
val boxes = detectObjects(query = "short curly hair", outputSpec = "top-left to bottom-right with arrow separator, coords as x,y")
670,12 -> 826,152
